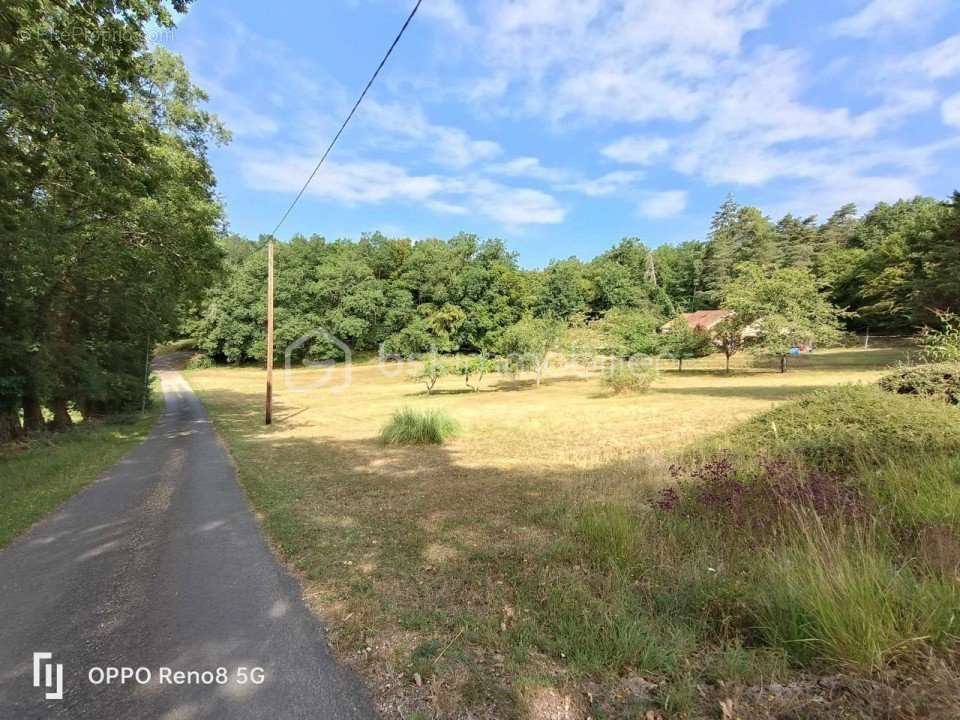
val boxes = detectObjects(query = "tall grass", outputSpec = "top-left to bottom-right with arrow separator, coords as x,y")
858,455 -> 960,532
752,516 -> 958,668
380,407 -> 459,445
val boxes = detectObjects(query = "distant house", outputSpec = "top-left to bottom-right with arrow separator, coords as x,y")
658,310 -> 735,334
658,310 -> 761,340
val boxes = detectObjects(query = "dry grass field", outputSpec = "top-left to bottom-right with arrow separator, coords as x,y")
185,346 -> 915,718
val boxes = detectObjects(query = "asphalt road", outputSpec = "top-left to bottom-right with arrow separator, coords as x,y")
0,360 -> 374,719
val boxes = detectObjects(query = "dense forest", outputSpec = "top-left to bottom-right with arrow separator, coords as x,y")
188,192 -> 960,363
0,1 -> 225,441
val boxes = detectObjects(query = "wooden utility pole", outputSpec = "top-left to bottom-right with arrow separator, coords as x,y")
265,238 -> 275,425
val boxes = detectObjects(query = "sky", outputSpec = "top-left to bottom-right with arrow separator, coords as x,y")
161,0 -> 960,267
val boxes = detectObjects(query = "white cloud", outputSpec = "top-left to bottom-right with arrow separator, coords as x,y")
486,156 -> 572,183
831,0 -> 941,37
601,136 -> 671,165
241,156 -> 444,204
639,190 -> 687,218
362,101 -> 501,168
418,0 -> 473,33
890,33 -> 960,79
562,171 -> 646,197
466,180 -> 566,224
239,152 -> 565,225
942,93 -> 960,127
474,0 -> 778,124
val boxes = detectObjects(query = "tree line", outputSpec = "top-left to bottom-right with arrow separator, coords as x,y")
1,1 -> 224,441
187,191 -> 960,368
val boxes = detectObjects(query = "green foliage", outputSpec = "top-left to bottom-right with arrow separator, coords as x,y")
412,358 -> 448,395
497,317 -> 564,386
878,363 -> 960,404
380,407 -> 459,445
658,316 -> 714,370
918,310 -> 960,363
723,263 -> 845,371
185,354 -> 215,370
602,364 -> 657,394
0,2 -> 224,439
449,355 -> 496,392
723,384 -> 960,471
595,307 -> 661,357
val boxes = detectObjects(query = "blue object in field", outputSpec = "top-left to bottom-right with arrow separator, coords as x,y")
789,346 -> 801,356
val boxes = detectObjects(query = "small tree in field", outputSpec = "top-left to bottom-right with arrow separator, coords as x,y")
658,316 -> 714,371
413,357 -> 447,394
713,315 -> 745,374
562,314 -> 605,377
498,317 -> 565,387
723,263 -> 846,372
451,355 -> 495,392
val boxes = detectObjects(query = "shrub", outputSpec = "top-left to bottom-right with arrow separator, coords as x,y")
878,363 -> 960,405
655,455 -> 864,534
380,407 -> 459,445
603,364 -> 657,394
721,384 -> 960,472
185,353 -> 214,370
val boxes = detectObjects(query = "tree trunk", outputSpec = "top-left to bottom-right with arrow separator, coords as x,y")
725,352 -> 731,374
678,357 -> 683,372
535,365 -> 542,386
22,395 -> 44,433
779,355 -> 787,373
49,398 -> 73,431
0,406 -> 21,444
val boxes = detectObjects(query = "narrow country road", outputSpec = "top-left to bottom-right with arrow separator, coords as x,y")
0,358 -> 374,720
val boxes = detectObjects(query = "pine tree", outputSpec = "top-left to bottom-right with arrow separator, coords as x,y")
776,213 -> 818,270
702,195 -> 739,302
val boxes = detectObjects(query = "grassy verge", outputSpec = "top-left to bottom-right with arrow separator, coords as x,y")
0,407 -> 160,549
187,348 -> 960,718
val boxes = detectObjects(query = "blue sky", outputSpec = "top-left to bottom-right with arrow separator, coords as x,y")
163,0 -> 960,267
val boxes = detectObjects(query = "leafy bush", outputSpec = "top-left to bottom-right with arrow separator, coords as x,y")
878,363 -> 960,404
721,384 -> 960,471
602,364 -> 657,394
380,407 -> 459,445
918,310 -> 960,363
186,353 -> 214,370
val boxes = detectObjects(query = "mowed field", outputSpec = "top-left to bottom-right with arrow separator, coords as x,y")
185,346 -> 911,717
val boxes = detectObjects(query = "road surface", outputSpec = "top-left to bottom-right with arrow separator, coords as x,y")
0,359 -> 374,719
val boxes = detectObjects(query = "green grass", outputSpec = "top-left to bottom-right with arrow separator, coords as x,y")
753,518 -> 958,668
720,383 -> 960,471
380,407 -> 459,445
0,409 -> 159,548
859,455 -> 960,532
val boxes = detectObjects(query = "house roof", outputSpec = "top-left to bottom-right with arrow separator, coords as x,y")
660,309 -> 734,332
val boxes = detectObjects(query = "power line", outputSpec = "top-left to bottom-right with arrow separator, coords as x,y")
267,0 -> 423,240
